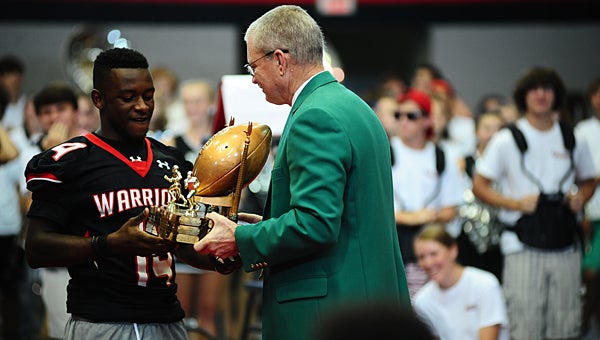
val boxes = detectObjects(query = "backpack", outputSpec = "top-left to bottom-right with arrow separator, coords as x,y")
504,122 -> 581,249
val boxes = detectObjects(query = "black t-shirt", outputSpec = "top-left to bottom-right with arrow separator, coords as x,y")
25,133 -> 193,323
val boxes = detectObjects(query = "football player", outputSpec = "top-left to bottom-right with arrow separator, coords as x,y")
24,48 -> 213,340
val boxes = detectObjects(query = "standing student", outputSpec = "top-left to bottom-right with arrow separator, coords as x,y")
392,88 -> 465,298
194,5 -> 410,340
164,79 -> 223,338
578,76 -> 600,335
456,111 -> 505,282
0,84 -> 24,340
29,82 -> 88,340
473,66 -> 596,339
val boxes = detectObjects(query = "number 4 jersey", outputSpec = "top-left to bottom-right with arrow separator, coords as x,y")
25,133 -> 193,323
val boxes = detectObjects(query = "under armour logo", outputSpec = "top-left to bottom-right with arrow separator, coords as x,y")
156,160 -> 170,169
129,156 -> 142,162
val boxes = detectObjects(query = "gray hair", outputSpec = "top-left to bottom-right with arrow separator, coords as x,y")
244,5 -> 324,65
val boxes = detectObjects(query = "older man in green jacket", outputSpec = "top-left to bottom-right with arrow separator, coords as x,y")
195,5 -> 411,340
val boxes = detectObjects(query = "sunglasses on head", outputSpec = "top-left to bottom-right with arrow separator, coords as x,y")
394,110 -> 422,121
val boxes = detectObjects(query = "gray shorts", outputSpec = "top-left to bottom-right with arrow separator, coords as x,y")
65,316 -> 188,340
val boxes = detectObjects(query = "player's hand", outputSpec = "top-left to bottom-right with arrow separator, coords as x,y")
108,208 -> 176,257
193,212 -> 239,259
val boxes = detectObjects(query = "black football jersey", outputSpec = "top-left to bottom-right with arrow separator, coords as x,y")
25,133 -> 193,323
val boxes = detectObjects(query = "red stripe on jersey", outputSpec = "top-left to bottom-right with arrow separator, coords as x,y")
84,133 -> 154,177
26,172 -> 61,184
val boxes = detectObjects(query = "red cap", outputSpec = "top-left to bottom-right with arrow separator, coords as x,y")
397,89 -> 431,116
432,78 -> 454,96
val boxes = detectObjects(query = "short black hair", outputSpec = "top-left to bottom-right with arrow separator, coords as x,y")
0,55 -> 25,76
513,66 -> 566,113
93,48 -> 149,89
33,82 -> 78,115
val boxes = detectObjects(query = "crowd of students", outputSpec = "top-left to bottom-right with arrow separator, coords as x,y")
374,63 -> 599,339
0,48 -> 598,340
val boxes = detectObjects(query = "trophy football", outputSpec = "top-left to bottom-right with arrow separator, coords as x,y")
146,119 -> 272,274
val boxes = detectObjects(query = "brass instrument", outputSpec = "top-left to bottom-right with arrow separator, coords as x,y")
458,189 -> 503,254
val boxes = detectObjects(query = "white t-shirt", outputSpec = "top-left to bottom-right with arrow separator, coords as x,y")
476,118 -> 597,254
0,157 -> 24,236
390,138 -> 466,213
0,126 -> 39,236
1,94 -> 27,131
575,115 -> 600,220
414,267 -> 509,340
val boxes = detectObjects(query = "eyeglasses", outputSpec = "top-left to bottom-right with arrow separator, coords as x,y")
244,49 -> 289,77
394,110 -> 423,121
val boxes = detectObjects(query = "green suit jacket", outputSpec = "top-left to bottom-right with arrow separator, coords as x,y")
236,72 -> 410,340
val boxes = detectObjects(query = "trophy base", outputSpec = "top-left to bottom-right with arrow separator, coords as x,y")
145,206 -> 212,244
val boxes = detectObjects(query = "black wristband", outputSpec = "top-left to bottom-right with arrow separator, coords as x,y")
99,234 -> 110,256
91,236 -> 100,259
91,234 -> 110,259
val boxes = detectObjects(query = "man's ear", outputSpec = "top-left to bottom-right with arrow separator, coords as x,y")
275,50 -> 287,75
91,89 -> 104,110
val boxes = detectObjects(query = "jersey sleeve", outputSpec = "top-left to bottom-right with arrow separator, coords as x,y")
25,139 -> 89,228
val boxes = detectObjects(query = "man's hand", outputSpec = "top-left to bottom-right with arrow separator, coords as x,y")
193,212 -> 239,259
108,208 -> 176,257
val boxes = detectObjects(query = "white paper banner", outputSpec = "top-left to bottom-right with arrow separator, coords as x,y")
220,74 -> 290,136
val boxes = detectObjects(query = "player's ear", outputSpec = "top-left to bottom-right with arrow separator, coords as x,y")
91,89 -> 104,110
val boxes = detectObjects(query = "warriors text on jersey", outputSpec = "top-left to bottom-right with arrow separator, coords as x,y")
25,133 -> 193,323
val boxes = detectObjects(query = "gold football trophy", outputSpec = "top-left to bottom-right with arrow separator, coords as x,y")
146,119 -> 272,274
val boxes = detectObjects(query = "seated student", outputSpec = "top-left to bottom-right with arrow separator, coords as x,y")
413,223 -> 509,340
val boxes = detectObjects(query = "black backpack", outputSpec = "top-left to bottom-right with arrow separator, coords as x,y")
504,122 -> 581,249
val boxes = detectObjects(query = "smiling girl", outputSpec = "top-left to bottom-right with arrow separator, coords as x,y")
413,224 -> 509,340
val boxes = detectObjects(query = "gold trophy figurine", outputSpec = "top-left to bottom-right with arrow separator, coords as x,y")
164,165 -> 186,210
146,165 -> 211,245
184,171 -> 200,216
